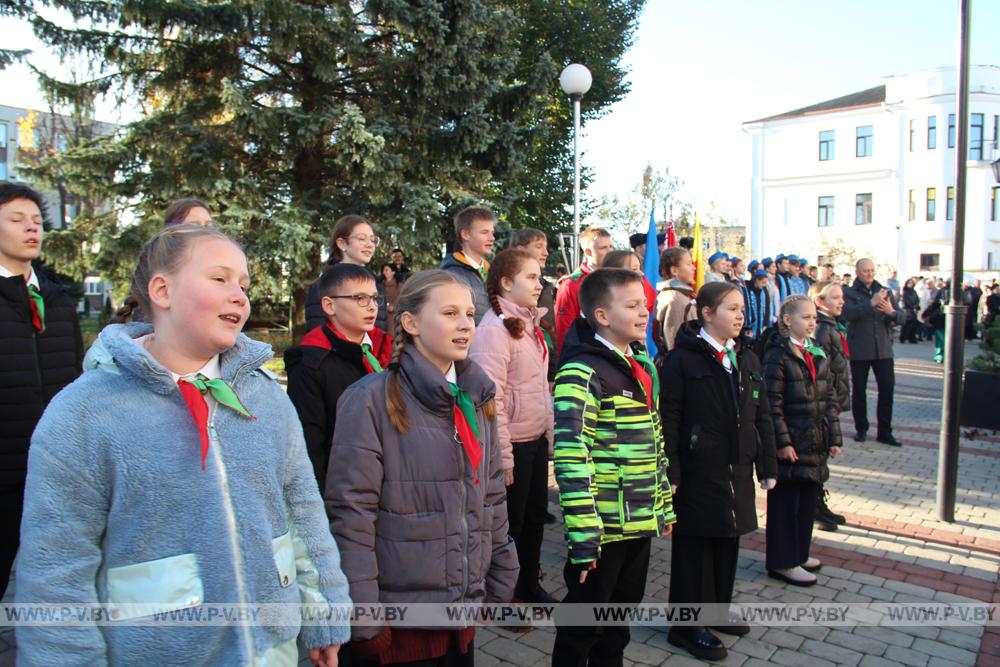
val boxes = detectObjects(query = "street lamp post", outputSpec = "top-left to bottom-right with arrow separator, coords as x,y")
560,63 -> 592,269
938,0 -> 972,523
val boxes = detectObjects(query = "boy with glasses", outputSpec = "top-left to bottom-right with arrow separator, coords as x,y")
285,263 -> 392,489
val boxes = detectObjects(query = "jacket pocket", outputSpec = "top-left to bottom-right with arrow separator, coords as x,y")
272,531 -> 297,589
106,553 -> 204,620
508,389 -> 520,425
376,511 -> 448,591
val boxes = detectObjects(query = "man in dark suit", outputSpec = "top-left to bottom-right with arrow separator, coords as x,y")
842,258 -> 905,446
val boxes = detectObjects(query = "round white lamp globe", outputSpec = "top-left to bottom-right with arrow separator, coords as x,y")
559,64 -> 592,97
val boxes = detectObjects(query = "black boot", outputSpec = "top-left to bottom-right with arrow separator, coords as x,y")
668,626 -> 727,661
815,485 -> 846,527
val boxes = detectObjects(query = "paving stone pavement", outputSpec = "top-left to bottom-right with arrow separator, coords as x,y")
1,339 -> 997,667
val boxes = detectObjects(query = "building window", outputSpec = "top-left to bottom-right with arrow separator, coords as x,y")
819,130 -> 835,161
0,123 -> 7,180
908,190 -> 916,221
970,113 -> 984,160
926,187 -> 937,221
927,115 -> 937,149
856,125 -> 873,157
946,187 -> 955,221
920,253 -> 940,272
994,115 -> 999,151
992,187 -> 999,222
909,119 -> 916,151
989,252 -> 996,270
855,193 -> 872,225
818,196 -> 834,227
948,113 -> 956,148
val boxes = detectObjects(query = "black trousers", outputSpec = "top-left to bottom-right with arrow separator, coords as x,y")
850,358 -> 895,437
506,436 -> 548,596
900,318 -> 921,343
766,480 -> 818,571
0,483 -> 24,599
668,534 -> 739,606
552,537 -> 651,667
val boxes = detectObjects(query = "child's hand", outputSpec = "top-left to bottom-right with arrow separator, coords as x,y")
308,644 -> 340,667
829,446 -> 842,458
776,446 -> 798,462
578,561 -> 597,584
504,469 -> 514,486
671,484 -> 678,495
759,478 -> 777,490
661,525 -> 673,537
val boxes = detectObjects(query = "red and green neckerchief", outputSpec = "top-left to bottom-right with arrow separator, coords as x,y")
629,350 -> 659,410
835,322 -> 850,358
453,252 -> 490,282
713,346 -> 739,373
533,326 -> 548,362
792,339 -> 827,383
27,284 -> 45,333
177,373 -> 255,470
328,325 -> 383,373
448,381 -> 482,485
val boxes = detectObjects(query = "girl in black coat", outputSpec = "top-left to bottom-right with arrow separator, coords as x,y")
763,295 -> 843,587
660,281 -> 778,661
809,280 -> 850,533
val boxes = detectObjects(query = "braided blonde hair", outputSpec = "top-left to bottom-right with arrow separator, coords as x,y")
779,294 -> 814,338
385,270 -> 496,433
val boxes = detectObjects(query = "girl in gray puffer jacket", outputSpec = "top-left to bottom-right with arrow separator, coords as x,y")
326,270 -> 519,666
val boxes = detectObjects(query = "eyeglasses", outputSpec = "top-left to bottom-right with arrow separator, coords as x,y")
349,234 -> 381,247
326,293 -> 384,308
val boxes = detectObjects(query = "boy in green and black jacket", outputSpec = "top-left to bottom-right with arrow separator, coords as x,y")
552,268 -> 675,667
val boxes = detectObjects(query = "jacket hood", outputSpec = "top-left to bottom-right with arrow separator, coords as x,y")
656,278 -> 694,295
492,294 -> 548,326
94,322 -> 273,395
398,345 -> 495,416
674,320 -> 752,356
440,252 -> 485,275
559,317 -> 645,371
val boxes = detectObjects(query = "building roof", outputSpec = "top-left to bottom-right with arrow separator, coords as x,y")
744,85 -> 886,124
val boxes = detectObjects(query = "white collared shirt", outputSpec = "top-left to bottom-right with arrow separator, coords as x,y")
445,363 -> 458,384
789,336 -> 806,348
700,328 -> 735,373
594,333 -> 633,357
360,332 -> 374,348
0,264 -> 39,290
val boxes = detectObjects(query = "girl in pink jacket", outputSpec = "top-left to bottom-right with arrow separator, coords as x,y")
470,248 -> 555,605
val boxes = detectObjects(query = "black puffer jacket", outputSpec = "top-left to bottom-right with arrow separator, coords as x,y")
0,270 -> 83,486
813,311 -> 850,413
763,333 -> 842,484
659,323 -> 778,537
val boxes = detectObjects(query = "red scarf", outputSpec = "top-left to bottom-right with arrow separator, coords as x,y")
793,343 -> 817,383
836,322 -> 851,358
626,356 -> 653,410
449,382 -> 482,486
533,326 -> 548,362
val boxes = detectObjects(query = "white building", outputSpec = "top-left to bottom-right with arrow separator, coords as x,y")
742,66 -> 1000,279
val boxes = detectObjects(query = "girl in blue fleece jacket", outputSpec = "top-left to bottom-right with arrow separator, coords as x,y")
16,224 -> 351,667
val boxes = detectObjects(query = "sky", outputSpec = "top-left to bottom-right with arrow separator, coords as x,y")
2,0 -> 1000,228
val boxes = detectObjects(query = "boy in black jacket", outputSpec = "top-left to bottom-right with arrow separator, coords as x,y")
285,263 -> 392,489
0,184 -> 83,597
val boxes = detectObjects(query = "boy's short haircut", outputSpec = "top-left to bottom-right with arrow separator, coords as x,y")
453,206 -> 496,242
578,226 -> 611,249
318,263 -> 377,298
0,183 -> 46,215
508,228 -> 546,248
578,268 -> 643,330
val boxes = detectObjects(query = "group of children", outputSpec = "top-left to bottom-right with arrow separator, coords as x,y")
2,182 -> 846,666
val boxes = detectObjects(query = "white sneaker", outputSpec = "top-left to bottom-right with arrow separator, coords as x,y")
770,566 -> 817,586
802,557 -> 821,571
